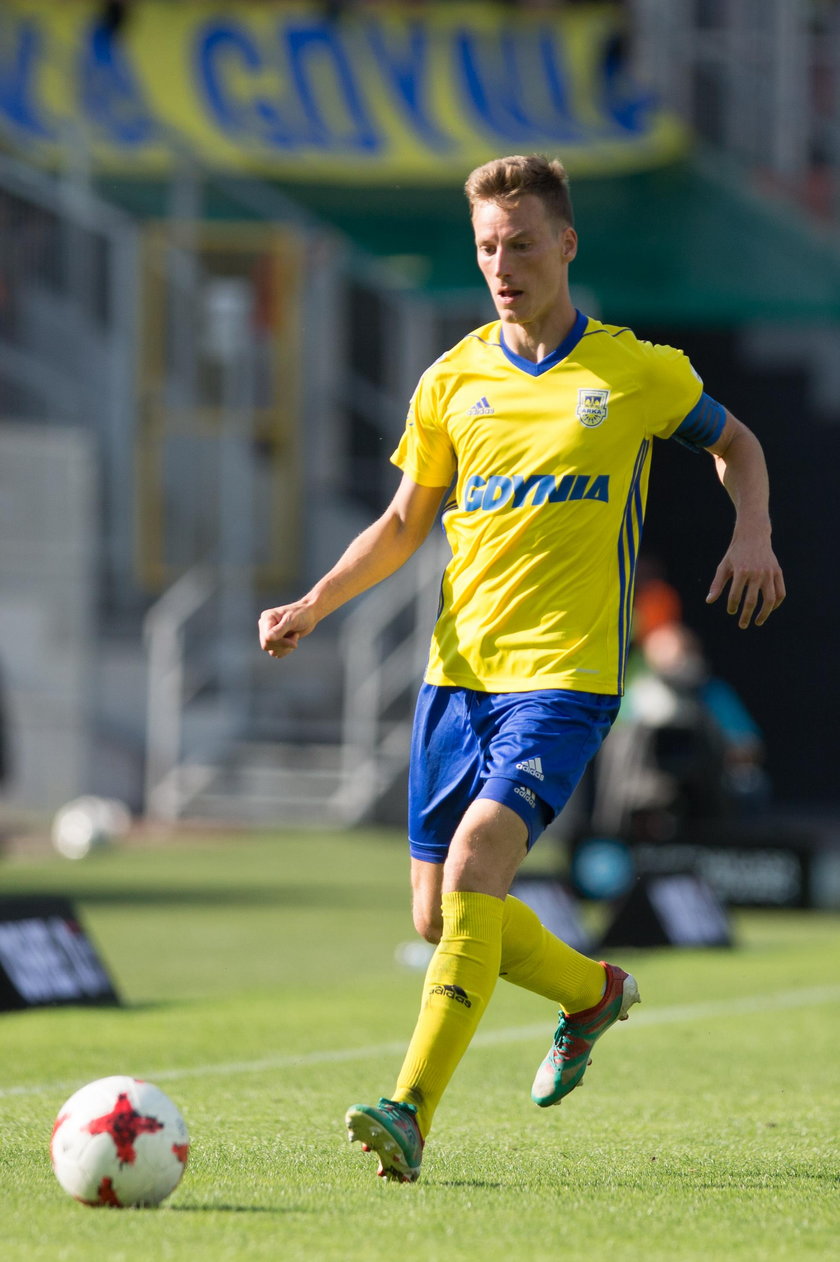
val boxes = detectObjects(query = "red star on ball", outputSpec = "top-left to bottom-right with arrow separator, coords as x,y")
81,1177 -> 122,1207
84,1092 -> 164,1164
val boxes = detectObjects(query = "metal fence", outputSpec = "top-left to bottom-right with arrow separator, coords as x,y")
0,153 -> 141,608
630,0 -> 840,217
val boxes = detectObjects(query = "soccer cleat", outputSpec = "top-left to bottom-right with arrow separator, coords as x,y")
345,1098 -> 424,1183
531,962 -> 641,1108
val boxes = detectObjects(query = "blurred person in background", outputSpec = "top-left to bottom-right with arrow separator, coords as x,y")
630,555 -> 684,647
594,620 -> 771,842
259,154 -> 785,1182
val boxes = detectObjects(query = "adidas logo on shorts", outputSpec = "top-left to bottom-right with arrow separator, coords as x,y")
514,785 -> 537,809
515,756 -> 545,782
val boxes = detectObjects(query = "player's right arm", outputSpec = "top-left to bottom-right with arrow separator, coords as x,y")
258,474 -> 448,659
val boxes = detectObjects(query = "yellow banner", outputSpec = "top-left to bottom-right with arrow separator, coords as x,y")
0,1 -> 687,181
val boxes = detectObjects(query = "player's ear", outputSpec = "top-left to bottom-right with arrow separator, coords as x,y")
561,227 -> 578,262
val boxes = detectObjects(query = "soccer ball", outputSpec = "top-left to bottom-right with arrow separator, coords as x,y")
51,796 -> 132,860
50,1076 -> 189,1207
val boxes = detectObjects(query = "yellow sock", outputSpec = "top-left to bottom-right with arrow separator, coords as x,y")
499,894 -> 605,1014
392,890 -> 503,1139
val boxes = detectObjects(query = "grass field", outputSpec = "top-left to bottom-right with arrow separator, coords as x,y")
0,826 -> 837,1262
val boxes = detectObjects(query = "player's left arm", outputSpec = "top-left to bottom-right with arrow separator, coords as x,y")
704,411 -> 786,629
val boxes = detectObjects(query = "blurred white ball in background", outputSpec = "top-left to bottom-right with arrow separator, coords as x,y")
51,796 -> 132,860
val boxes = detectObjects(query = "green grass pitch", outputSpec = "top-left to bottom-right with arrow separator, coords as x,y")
0,827 -> 837,1262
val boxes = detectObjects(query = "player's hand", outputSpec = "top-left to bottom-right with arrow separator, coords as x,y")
706,537 -> 786,629
258,603 -> 317,658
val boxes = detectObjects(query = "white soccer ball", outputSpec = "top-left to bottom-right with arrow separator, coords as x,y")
50,1076 -> 189,1207
51,796 -> 132,860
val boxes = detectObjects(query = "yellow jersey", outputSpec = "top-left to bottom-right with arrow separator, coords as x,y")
392,312 -> 722,695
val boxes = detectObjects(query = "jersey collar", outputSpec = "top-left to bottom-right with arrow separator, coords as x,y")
499,309 -> 589,377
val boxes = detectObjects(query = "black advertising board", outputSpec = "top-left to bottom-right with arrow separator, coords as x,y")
0,897 -> 120,1012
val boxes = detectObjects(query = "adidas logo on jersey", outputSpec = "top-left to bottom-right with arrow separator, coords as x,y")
515,757 -> 545,782
466,396 -> 495,416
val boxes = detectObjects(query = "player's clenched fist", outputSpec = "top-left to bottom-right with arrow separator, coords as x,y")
258,603 -> 317,658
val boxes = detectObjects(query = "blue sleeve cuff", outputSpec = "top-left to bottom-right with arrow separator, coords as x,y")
672,393 -> 727,452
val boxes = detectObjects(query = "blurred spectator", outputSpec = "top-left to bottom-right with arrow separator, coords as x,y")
593,621 -> 771,840
630,555 -> 683,646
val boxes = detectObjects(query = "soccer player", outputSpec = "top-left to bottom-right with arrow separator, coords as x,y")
258,155 -> 785,1183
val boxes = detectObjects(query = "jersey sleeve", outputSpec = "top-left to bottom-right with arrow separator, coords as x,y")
642,342 -> 705,440
671,392 -> 727,451
391,371 -> 456,488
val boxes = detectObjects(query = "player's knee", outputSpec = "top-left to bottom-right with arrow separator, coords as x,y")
413,905 -> 442,944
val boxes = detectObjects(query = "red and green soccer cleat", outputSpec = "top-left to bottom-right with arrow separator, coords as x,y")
531,962 -> 641,1107
345,1098 -> 424,1183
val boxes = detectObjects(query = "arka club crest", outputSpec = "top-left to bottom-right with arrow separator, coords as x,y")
576,388 -> 610,427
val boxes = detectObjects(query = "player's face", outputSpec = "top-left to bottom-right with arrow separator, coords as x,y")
472,195 -> 577,331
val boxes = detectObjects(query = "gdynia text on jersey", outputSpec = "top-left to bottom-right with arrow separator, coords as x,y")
462,472 -> 610,512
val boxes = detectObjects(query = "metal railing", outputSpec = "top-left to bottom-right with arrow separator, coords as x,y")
331,533 -> 448,824
142,537 -> 447,825
629,0 -> 840,214
143,564 -> 217,820
0,151 -> 140,602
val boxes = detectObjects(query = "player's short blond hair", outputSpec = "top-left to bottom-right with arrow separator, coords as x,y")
464,154 -> 574,227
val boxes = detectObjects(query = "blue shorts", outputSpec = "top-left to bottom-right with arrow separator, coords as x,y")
408,683 -> 621,864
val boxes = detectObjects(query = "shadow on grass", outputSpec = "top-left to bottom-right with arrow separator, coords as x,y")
1,884 -> 384,910
434,1180 -> 505,1190
682,1171 -> 840,1190
169,1203 -> 311,1215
